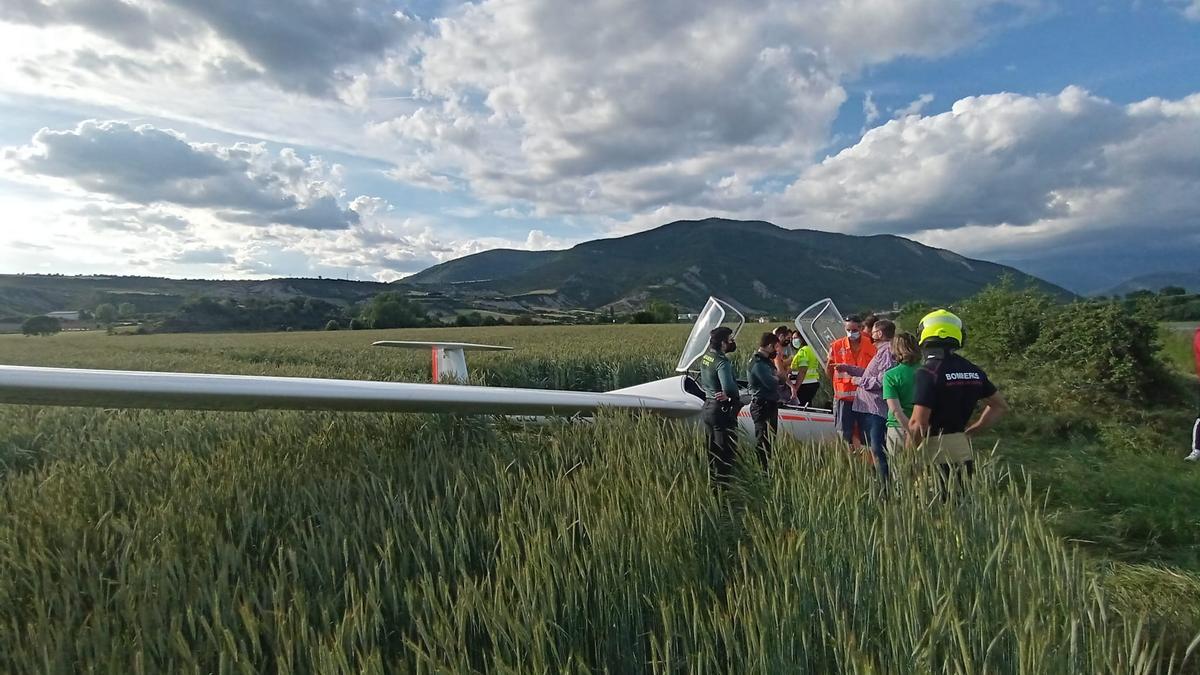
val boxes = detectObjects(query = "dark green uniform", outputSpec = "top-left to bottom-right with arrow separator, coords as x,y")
746,351 -> 780,469
698,347 -> 741,483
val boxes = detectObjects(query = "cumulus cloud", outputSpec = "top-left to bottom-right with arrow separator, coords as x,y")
768,87 -> 1200,269
7,120 -> 360,230
382,0 -> 1035,214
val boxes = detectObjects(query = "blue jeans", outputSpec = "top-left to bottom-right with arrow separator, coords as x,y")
858,411 -> 889,483
835,399 -> 857,444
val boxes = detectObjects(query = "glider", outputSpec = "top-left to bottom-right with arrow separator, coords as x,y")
0,297 -> 844,440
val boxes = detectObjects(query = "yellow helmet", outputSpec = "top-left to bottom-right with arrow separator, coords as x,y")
918,309 -> 964,347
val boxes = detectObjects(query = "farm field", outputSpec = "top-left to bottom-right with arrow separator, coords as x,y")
0,326 -> 1197,673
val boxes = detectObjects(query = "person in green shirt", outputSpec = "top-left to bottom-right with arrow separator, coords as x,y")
882,331 -> 921,455
747,332 -> 781,471
698,326 -> 741,484
788,331 -> 821,407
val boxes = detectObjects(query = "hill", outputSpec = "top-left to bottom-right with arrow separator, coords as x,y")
407,218 -> 1070,314
1103,271 -> 1200,297
0,275 -> 392,319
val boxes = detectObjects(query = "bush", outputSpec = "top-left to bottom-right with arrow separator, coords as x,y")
348,318 -> 367,330
1025,301 -> 1170,403
324,320 -> 341,331
21,316 -> 61,336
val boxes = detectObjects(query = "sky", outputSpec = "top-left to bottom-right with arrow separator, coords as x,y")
1,1 -> 1198,294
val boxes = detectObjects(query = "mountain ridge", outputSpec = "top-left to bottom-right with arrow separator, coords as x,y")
1102,271 -> 1200,296
407,218 -> 1070,313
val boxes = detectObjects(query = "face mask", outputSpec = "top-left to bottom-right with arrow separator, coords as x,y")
724,340 -> 737,353
792,338 -> 802,348
848,331 -> 861,340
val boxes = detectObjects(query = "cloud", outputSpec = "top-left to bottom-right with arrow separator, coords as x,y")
383,0 -> 1035,214
72,203 -> 191,233
522,229 -> 569,251
169,246 -> 234,265
863,91 -> 881,126
893,93 -> 935,118
768,87 -> 1200,267
1177,0 -> 1200,21
384,162 -> 457,192
8,120 -> 361,230
2,0 -> 420,97
4,0 -> 160,50
157,0 -> 419,97
10,241 -> 52,251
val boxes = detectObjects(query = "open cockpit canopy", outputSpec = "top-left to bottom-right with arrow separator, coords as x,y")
794,298 -> 845,371
675,297 -> 745,372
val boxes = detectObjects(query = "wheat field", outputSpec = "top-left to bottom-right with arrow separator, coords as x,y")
0,328 -> 1190,673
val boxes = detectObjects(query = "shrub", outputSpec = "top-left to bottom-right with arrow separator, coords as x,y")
324,320 -> 341,331
348,318 -> 367,330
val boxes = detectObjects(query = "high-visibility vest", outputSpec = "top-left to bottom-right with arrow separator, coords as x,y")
829,336 -> 876,400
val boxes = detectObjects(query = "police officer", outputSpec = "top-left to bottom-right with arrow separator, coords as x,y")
699,326 -> 742,484
908,310 -> 1008,497
747,332 -> 782,471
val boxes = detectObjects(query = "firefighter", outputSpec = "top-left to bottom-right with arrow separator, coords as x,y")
908,309 -> 1008,497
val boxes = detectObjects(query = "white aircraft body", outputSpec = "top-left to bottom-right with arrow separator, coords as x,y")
0,297 -> 847,442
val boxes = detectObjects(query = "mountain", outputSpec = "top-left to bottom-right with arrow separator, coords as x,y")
407,218 -> 1070,314
1102,271 -> 1200,297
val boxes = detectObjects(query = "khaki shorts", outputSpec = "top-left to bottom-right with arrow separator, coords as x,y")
886,426 -> 907,454
922,432 -> 973,465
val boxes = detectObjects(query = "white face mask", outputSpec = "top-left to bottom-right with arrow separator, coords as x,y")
792,338 -> 802,348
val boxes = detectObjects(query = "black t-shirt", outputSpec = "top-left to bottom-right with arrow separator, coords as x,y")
912,352 -> 997,434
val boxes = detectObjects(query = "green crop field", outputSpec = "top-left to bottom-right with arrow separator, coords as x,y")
1,324 -> 1198,673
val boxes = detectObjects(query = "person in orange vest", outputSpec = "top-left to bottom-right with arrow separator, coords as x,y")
828,314 -> 877,446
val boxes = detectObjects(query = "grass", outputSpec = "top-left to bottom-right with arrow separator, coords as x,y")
1,326 -> 1198,672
